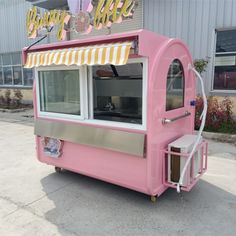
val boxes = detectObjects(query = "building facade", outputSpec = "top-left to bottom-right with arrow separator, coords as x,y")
0,0 -> 236,105
144,0 -> 236,98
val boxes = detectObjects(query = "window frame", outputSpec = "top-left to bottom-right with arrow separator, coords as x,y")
35,65 -> 88,121
35,58 -> 148,131
165,59 -> 185,112
85,57 -> 148,130
212,29 -> 236,93
0,52 -> 33,88
2,53 -> 13,86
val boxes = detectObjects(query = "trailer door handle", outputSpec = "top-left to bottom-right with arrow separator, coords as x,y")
162,111 -> 191,124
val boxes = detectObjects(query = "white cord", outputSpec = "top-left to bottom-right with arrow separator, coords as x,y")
176,64 -> 208,193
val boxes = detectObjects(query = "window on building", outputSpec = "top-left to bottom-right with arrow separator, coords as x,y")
92,63 -> 143,124
3,67 -> 12,85
166,59 -> 185,111
0,52 -> 33,87
38,69 -> 81,116
13,66 -> 23,85
0,55 -> 3,85
213,30 -> 236,91
0,71 -> 2,85
23,68 -> 34,86
0,70 -> 3,85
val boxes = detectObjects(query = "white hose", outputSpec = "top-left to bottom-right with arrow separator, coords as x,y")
176,64 -> 208,193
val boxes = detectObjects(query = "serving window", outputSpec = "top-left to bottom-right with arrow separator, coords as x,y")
91,62 -> 143,124
36,58 -> 147,130
37,66 -> 87,120
39,69 -> 81,115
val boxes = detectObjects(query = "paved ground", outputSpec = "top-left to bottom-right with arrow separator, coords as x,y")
0,110 -> 236,236
0,109 -> 34,126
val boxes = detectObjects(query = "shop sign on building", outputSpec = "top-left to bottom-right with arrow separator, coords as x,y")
26,0 -> 138,40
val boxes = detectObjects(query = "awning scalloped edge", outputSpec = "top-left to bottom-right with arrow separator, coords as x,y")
24,41 -> 133,68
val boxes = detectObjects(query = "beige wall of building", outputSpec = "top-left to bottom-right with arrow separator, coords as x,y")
0,88 -> 33,103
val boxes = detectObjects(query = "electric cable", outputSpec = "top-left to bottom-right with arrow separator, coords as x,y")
26,26 -> 54,51
176,64 -> 208,193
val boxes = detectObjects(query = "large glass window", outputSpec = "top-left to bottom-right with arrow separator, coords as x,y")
0,56 -> 3,85
0,52 -> 33,87
38,70 -> 81,115
92,63 -> 143,124
213,30 -> 236,90
3,67 -> 13,85
166,59 -> 185,111
23,68 -> 34,86
36,60 -> 146,127
13,66 -> 23,85
0,69 -> 3,85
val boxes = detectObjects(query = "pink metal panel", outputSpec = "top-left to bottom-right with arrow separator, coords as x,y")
145,38 -> 196,196
30,29 -> 206,197
36,137 -> 148,193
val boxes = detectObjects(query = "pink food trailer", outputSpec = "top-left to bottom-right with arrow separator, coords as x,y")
23,29 -> 208,201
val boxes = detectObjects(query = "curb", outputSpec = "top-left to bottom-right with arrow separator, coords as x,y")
202,131 -> 236,145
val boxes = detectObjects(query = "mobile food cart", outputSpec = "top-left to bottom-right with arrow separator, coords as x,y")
23,29 -> 208,201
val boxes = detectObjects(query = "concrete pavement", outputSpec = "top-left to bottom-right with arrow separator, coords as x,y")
0,111 -> 236,236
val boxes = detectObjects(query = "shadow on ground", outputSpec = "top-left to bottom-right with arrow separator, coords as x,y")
39,170 -> 236,236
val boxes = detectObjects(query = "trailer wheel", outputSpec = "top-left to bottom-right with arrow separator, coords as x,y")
55,167 -> 63,173
150,196 -> 157,203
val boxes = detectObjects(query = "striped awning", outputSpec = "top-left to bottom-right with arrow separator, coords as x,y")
24,42 -> 133,68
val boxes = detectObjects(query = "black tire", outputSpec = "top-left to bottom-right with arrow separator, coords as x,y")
55,166 -> 63,173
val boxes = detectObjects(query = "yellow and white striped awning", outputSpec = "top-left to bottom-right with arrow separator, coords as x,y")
24,42 -> 133,68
